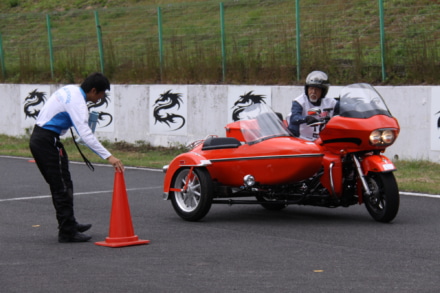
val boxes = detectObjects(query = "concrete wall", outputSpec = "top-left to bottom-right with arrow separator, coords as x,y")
1,83 -> 439,162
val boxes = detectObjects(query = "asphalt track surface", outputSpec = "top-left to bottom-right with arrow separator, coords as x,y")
1,156 -> 439,293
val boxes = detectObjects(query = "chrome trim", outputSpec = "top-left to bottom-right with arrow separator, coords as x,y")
352,154 -> 371,196
175,160 -> 212,168
329,162 -> 336,196
243,174 -> 256,187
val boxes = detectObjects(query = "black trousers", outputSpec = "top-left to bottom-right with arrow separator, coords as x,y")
29,125 -> 77,236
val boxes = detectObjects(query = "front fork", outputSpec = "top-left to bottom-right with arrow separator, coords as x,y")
352,153 -> 396,197
352,154 -> 372,196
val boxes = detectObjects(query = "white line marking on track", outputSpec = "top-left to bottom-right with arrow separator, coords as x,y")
0,155 -> 163,172
0,186 -> 160,202
2,190 -> 438,203
399,192 -> 440,199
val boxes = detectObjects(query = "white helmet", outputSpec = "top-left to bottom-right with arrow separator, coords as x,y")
305,71 -> 330,99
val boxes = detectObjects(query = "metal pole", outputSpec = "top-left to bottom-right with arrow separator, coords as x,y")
46,14 -> 54,79
0,33 -> 5,79
94,11 -> 105,74
220,2 -> 226,83
157,7 -> 164,79
379,0 -> 386,81
295,0 -> 301,82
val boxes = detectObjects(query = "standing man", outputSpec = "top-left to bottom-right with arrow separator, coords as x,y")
288,70 -> 337,140
29,72 -> 124,243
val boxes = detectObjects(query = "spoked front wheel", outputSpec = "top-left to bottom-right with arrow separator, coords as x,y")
170,168 -> 213,221
364,172 -> 399,223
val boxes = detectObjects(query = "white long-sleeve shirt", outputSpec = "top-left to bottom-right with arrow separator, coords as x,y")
36,85 -> 111,159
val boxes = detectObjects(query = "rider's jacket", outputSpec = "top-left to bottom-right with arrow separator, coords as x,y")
36,85 -> 111,159
288,93 -> 337,141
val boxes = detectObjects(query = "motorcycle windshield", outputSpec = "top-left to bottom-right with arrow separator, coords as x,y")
238,103 -> 291,143
337,83 -> 393,119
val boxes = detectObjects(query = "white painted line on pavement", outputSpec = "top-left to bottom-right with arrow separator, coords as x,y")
0,186 -> 160,203
399,192 -> 440,199
2,190 -> 438,203
0,155 -> 163,172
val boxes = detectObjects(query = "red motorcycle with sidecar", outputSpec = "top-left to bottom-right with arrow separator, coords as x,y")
162,83 -> 400,223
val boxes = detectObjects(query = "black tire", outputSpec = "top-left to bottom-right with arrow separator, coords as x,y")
170,168 -> 213,221
255,194 -> 287,211
364,172 -> 399,223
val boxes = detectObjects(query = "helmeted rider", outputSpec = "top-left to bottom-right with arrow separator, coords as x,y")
287,70 -> 337,141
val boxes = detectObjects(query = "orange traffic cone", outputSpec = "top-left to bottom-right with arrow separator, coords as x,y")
95,171 -> 150,248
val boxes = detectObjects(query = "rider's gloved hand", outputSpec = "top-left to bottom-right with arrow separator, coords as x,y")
305,115 -> 319,124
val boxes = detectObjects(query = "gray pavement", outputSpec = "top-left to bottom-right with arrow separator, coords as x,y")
0,156 -> 439,293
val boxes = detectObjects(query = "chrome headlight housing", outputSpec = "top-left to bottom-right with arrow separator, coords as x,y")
369,129 -> 396,146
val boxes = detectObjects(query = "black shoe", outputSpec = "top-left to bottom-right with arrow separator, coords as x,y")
76,223 -> 92,233
58,232 -> 92,243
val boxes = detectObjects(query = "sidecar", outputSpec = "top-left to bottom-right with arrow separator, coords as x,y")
162,103 -> 324,221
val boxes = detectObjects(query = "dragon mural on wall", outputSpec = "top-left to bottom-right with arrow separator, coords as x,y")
434,110 -> 440,139
153,89 -> 186,131
231,91 -> 267,121
23,88 -> 113,129
23,89 -> 46,120
87,93 -> 113,128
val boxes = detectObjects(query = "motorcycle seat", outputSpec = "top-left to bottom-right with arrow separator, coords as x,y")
202,137 -> 241,150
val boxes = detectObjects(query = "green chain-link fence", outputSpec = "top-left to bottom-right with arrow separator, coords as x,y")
0,0 -> 438,84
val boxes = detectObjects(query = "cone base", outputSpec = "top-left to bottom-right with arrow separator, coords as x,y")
95,235 -> 150,248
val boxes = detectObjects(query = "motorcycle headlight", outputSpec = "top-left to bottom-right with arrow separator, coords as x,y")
369,130 -> 381,145
369,129 -> 395,146
381,130 -> 395,144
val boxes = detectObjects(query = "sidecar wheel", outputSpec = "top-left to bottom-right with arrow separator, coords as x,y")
364,172 -> 399,223
170,168 -> 213,221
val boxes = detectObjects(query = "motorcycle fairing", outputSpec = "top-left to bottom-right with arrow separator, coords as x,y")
318,115 -> 399,153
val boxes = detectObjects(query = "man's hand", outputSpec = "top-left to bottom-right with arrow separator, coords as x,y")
107,155 -> 124,172
305,115 -> 319,125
